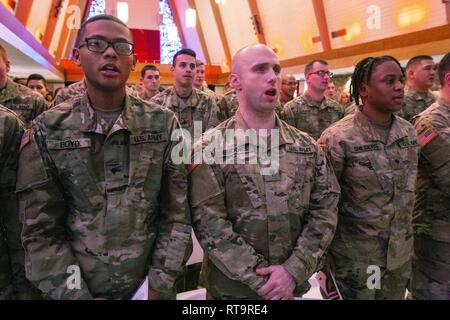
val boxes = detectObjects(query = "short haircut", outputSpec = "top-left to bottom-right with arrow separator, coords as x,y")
406,55 -> 433,71
140,64 -> 160,78
0,45 -> 8,63
438,52 -> 450,86
305,59 -> 328,76
75,14 -> 133,48
27,74 -> 47,87
196,60 -> 205,67
13,77 -> 27,84
172,48 -> 196,66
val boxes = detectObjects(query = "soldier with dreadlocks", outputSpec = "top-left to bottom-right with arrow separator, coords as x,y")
318,56 -> 420,299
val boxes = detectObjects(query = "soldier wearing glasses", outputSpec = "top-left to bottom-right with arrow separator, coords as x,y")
282,60 -> 344,140
16,15 -> 191,300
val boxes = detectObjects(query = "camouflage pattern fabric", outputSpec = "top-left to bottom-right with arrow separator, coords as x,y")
319,108 -> 420,300
189,110 -> 340,299
151,87 -> 220,137
16,94 -> 191,300
53,80 -> 139,108
0,79 -> 47,128
52,81 -> 86,108
410,97 -> 450,300
282,92 -> 344,140
0,105 -> 40,300
399,86 -> 436,122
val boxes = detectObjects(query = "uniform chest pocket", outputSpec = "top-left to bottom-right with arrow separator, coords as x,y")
283,146 -> 315,212
128,133 -> 167,203
395,142 -> 419,192
46,138 -> 102,211
345,152 -> 393,202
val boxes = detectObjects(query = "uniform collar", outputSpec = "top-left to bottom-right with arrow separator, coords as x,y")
302,91 -> 330,110
354,107 -> 409,145
437,96 -> 450,109
231,110 -> 294,146
167,86 -> 200,108
0,78 -> 19,102
78,93 -> 141,135
405,85 -> 434,101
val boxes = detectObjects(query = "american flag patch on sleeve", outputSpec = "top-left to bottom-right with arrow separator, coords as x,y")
19,129 -> 31,151
418,128 -> 437,147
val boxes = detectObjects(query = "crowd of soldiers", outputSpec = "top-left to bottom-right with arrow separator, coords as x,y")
0,13 -> 449,300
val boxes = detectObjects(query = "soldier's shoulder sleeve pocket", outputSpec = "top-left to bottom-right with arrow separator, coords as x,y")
189,163 -> 224,208
16,132 -> 51,191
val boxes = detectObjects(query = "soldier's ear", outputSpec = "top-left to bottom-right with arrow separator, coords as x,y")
359,83 -> 368,99
445,72 -> 450,87
5,60 -> 10,73
230,73 -> 241,91
72,48 -> 81,66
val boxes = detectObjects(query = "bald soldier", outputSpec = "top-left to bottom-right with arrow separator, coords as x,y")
16,14 -> 191,300
0,45 -> 47,127
188,44 -> 340,300
409,52 -> 450,300
399,56 -> 436,122
319,56 -> 420,299
279,74 -> 297,106
282,60 -> 344,140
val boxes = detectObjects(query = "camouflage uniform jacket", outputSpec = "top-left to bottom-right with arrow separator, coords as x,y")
217,90 -> 238,122
0,79 -> 47,128
399,85 -> 436,122
282,92 -> 344,140
151,87 -> 220,137
319,108 -> 420,273
410,97 -> 450,299
0,106 -> 39,299
53,81 -> 137,107
189,111 -> 340,299
16,94 -> 191,300
52,81 -> 86,107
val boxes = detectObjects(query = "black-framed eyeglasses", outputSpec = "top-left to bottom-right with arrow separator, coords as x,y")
79,38 -> 134,56
308,70 -> 333,78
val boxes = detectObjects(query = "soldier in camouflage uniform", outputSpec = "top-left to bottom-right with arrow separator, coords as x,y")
282,60 -> 344,140
52,80 -> 86,107
16,14 -> 191,300
188,44 -> 340,300
279,74 -> 297,107
319,56 -> 420,299
194,60 -> 217,98
151,49 -> 220,138
399,56 -> 436,122
409,52 -> 450,300
53,79 -> 139,108
0,46 -> 47,128
0,106 -> 40,300
139,64 -> 161,102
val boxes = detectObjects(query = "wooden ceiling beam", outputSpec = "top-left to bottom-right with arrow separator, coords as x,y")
167,0 -> 187,48
247,0 -> 266,44
187,0 -> 211,64
42,0 -> 61,49
311,0 -> 332,52
281,25 -> 450,68
209,0 -> 231,70
14,0 -> 33,26
445,0 -> 450,23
